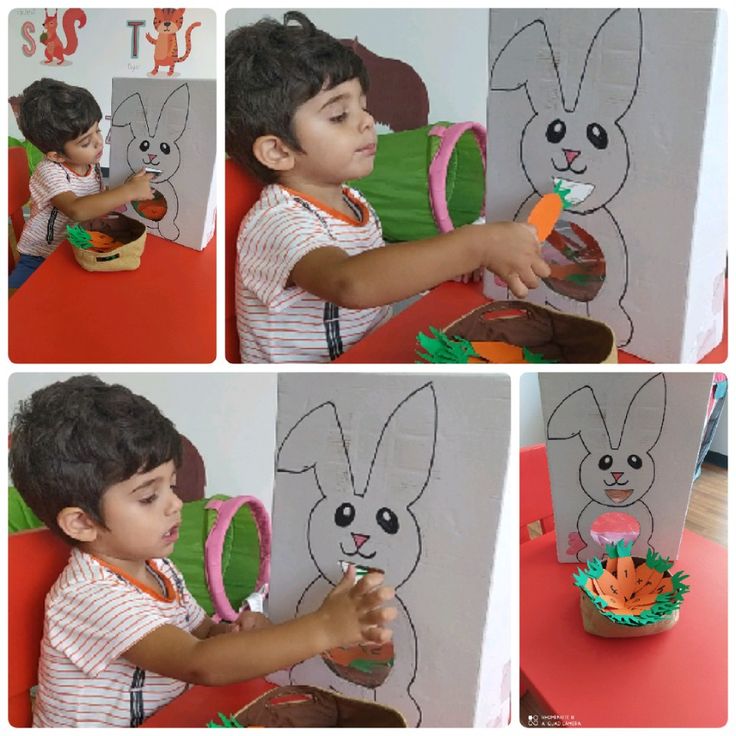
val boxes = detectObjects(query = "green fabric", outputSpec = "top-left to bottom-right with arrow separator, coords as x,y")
9,138 -> 45,176
8,487 -> 45,532
348,122 -> 485,242
8,489 -> 262,616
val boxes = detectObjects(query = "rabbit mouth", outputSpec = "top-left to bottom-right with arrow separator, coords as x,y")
551,157 -> 587,176
340,542 -> 377,560
605,489 -> 633,504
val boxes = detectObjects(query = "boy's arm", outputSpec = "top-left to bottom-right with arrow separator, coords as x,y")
51,170 -> 154,222
123,569 -> 395,686
289,221 -> 550,308
191,612 -> 270,639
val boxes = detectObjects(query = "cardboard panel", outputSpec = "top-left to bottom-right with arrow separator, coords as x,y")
539,372 -> 713,563
268,374 -> 510,727
109,77 -> 216,250
483,9 -> 725,362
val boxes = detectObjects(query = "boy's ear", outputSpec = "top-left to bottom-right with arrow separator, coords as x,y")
57,507 -> 100,543
252,135 -> 296,174
46,150 -> 67,164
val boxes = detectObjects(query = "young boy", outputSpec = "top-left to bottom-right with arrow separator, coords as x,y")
9,78 -> 155,289
225,12 -> 551,363
9,376 -> 395,728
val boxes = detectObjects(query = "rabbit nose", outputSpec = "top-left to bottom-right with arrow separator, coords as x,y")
611,471 -> 624,482
351,532 -> 370,550
563,148 -> 581,166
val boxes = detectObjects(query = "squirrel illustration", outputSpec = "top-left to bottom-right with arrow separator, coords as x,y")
40,8 -> 86,64
145,8 -> 201,76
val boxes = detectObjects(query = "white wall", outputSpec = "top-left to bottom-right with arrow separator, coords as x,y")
225,9 -> 488,127
8,373 -> 278,509
8,8 -> 215,166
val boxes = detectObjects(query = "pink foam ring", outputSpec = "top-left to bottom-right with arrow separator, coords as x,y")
204,495 -> 272,622
428,122 -> 487,234
590,511 -> 640,548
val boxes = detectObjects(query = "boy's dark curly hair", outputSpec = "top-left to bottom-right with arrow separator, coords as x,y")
225,11 -> 369,183
9,375 -> 182,544
18,78 -> 102,154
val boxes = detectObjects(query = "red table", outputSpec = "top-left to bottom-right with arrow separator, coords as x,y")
141,678 -> 276,727
520,530 -> 727,727
8,233 -> 216,363
335,282 -> 727,364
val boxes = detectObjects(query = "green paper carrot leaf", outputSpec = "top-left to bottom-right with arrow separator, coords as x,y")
206,713 -> 243,728
66,223 -> 93,250
416,328 -> 481,364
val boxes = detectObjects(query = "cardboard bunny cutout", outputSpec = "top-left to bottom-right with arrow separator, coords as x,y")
484,9 -> 726,362
268,374 -> 512,726
111,83 -> 189,242
109,78 -> 216,250
486,9 -> 641,346
540,373 -> 714,562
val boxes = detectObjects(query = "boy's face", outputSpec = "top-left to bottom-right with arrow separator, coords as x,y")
88,460 -> 183,565
57,120 -> 104,168
289,78 -> 376,185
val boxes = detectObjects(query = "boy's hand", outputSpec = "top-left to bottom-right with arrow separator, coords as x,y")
478,222 -> 551,298
229,610 -> 271,633
125,169 -> 155,201
318,565 -> 396,648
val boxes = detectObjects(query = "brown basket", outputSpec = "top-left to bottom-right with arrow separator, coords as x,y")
71,213 -> 146,272
445,300 -> 617,363
233,685 -> 406,727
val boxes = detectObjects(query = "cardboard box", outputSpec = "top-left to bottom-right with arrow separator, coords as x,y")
268,374 -> 511,727
483,9 -> 726,362
539,372 -> 713,563
109,77 -> 216,250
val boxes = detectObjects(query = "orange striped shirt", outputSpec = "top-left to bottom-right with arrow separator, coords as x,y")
235,184 -> 391,363
33,548 -> 206,727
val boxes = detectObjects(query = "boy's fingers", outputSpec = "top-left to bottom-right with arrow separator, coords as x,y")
361,605 -> 397,627
532,259 -> 551,278
359,586 -> 395,612
334,564 -> 356,593
506,273 -> 528,298
352,570 -> 384,596
362,626 -> 393,645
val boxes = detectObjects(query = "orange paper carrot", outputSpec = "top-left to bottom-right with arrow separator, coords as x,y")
527,180 -> 572,241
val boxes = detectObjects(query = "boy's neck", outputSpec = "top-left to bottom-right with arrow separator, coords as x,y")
278,175 -> 349,217
81,545 -> 151,585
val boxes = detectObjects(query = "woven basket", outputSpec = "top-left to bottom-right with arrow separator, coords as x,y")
71,213 -> 146,272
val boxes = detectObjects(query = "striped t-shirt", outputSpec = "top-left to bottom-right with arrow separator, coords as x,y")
33,548 -> 206,728
17,158 -> 103,258
235,184 -> 391,363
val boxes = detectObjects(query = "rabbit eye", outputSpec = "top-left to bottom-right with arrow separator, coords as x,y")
546,119 -> 566,144
598,455 -> 613,470
160,142 -> 171,155
627,455 -> 643,469
376,507 -> 399,535
139,140 -> 150,152
334,502 -> 355,528
586,123 -> 608,150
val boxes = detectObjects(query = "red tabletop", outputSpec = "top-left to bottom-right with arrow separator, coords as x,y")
8,232 -> 216,363
520,530 -> 727,728
141,677 -> 276,727
335,281 -> 727,364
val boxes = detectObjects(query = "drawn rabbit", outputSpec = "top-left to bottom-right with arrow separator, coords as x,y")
489,9 -> 643,347
111,82 -> 190,242
546,373 -> 666,561
276,382 -> 437,727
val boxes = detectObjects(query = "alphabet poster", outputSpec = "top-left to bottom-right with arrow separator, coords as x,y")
539,372 -> 713,563
267,374 -> 512,727
483,9 -> 726,363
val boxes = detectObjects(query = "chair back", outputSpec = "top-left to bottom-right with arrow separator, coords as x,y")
8,528 -> 70,727
8,146 -> 31,273
225,158 -> 263,362
520,444 -> 555,543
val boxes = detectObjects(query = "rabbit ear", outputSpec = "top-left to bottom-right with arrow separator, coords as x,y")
153,83 -> 190,142
618,374 -> 666,451
490,19 -> 564,113
361,382 -> 437,507
110,92 -> 149,140
276,402 -> 355,499
546,385 -> 612,452
575,9 -> 642,119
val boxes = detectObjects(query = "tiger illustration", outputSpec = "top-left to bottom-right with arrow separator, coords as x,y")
145,8 -> 201,76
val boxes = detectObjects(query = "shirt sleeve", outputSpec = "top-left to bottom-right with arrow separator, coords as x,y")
45,577 -> 178,678
31,161 -> 77,206
237,197 -> 338,312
